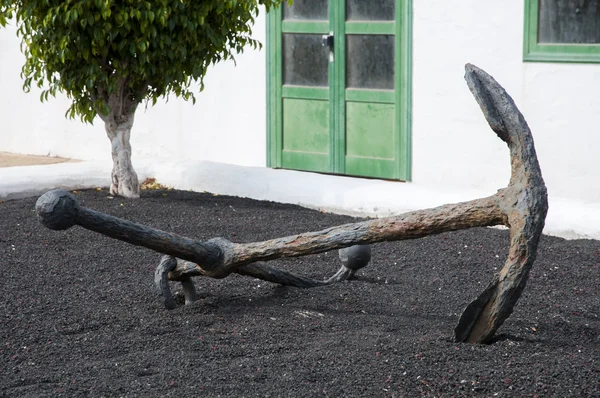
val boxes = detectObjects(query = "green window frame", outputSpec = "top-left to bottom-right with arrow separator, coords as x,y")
523,0 -> 600,63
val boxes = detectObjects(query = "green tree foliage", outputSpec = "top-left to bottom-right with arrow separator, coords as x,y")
0,0 -> 283,122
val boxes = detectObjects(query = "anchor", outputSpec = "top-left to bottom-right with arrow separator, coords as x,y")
36,65 -> 547,343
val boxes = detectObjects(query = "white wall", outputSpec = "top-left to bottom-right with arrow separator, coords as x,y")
522,63 -> 600,201
1,3 -> 600,222
412,0 -> 520,195
412,0 -> 600,203
0,25 -> 106,160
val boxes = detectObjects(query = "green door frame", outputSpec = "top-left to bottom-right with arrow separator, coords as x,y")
267,0 -> 412,181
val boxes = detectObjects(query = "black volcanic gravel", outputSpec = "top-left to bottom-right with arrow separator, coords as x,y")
1,188 -> 599,397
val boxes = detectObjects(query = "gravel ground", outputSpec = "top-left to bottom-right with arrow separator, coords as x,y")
1,189 -> 599,397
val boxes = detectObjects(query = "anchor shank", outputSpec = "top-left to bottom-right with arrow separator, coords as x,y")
76,205 -> 222,267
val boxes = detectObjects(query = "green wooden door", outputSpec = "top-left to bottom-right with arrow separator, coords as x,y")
267,0 -> 412,180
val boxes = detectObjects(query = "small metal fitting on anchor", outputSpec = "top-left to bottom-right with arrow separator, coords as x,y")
154,255 -> 197,309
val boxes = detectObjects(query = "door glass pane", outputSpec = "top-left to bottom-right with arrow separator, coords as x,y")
283,0 -> 328,20
346,0 -> 395,21
538,0 -> 600,44
283,34 -> 329,87
346,35 -> 394,90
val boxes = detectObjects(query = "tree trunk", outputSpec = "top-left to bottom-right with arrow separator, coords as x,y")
94,78 -> 141,199
104,110 -> 140,199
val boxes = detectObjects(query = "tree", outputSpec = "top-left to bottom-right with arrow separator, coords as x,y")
0,0 -> 284,198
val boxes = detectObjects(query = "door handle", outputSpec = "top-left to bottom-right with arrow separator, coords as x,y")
321,33 -> 334,51
322,32 -> 334,62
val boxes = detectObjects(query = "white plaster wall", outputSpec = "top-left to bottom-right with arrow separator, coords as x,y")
412,0 -> 522,196
0,25 -> 107,160
412,0 -> 600,204
0,13 -> 268,167
521,63 -> 600,201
